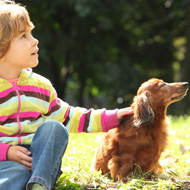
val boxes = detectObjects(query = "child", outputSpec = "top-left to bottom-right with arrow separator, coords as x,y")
0,1 -> 133,190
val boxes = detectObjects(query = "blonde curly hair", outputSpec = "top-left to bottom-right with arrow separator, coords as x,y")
0,0 -> 34,58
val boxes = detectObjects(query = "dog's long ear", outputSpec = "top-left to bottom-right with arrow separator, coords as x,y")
132,92 -> 154,127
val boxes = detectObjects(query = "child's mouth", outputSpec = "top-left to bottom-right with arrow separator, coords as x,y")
31,53 -> 38,56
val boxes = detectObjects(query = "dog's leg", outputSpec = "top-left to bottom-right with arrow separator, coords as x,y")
93,130 -> 119,175
108,154 -> 134,180
134,149 -> 161,175
93,147 -> 110,174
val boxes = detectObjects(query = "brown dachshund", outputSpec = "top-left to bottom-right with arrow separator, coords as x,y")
93,78 -> 189,180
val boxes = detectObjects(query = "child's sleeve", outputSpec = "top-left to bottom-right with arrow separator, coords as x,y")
63,107 -> 120,133
0,143 -> 12,161
44,84 -> 120,133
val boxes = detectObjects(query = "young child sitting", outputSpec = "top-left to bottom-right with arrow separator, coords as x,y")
0,1 -> 133,190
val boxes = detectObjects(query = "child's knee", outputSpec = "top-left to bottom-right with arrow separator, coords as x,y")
39,120 -> 69,143
53,120 -> 69,142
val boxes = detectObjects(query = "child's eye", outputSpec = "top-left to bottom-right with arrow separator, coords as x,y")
21,34 -> 26,39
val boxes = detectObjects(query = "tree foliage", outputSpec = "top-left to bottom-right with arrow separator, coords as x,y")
16,0 -> 190,114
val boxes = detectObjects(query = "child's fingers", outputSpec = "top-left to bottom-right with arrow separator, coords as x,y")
19,152 -> 33,170
21,159 -> 32,170
18,146 -> 31,156
117,107 -> 133,120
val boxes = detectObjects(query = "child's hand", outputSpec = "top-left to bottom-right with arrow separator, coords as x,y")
117,107 -> 133,121
7,145 -> 32,171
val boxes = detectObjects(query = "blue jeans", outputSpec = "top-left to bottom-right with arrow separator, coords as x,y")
0,120 -> 69,190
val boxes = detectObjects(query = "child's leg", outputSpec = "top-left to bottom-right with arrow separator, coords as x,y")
26,120 -> 69,190
0,161 -> 31,190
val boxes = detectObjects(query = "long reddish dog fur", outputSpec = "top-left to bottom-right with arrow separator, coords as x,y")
93,78 -> 188,180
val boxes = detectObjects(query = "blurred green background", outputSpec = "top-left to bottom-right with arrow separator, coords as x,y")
16,0 -> 190,115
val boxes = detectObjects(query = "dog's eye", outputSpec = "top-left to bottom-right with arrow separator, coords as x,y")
161,83 -> 166,87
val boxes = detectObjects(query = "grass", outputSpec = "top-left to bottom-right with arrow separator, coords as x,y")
53,115 -> 190,190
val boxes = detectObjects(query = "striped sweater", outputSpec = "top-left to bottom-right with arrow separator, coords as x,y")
0,69 -> 119,161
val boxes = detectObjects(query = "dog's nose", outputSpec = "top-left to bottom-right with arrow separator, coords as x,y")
184,82 -> 189,87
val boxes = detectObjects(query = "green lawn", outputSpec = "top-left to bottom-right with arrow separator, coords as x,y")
53,115 -> 190,190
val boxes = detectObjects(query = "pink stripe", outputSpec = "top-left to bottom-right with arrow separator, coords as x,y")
101,109 -> 120,132
17,85 -> 51,96
0,114 -> 16,121
0,112 -> 41,122
19,112 -> 41,118
0,132 -> 11,137
15,86 -> 22,135
48,98 -> 57,111
0,143 -> 12,161
0,88 -> 15,98
78,112 -> 87,132
0,132 -> 30,137
0,85 -> 50,98
18,137 -> 21,144
0,114 -> 17,121
64,107 -> 70,119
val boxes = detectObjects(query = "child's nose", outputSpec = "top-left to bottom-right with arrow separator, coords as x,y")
32,37 -> 39,46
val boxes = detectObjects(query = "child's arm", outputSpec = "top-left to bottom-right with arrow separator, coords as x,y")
62,106 -> 132,133
44,80 -> 133,133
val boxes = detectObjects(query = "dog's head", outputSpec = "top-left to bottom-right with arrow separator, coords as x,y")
132,78 -> 189,127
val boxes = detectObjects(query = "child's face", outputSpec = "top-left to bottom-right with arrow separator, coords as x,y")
2,21 -> 39,71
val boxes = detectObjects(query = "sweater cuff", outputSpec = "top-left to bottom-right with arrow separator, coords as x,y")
101,109 -> 120,132
0,143 -> 12,161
